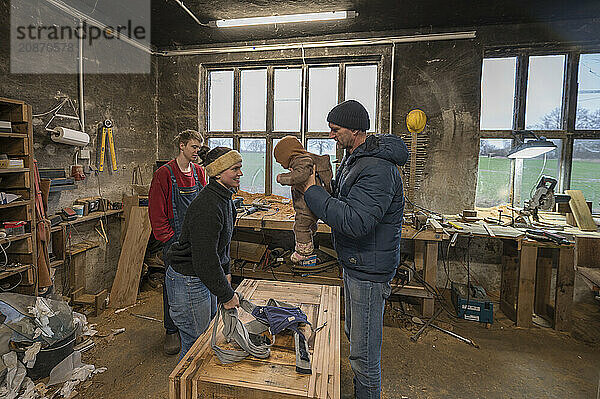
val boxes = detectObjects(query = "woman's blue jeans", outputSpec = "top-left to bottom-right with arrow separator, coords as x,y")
343,271 -> 391,399
165,266 -> 217,361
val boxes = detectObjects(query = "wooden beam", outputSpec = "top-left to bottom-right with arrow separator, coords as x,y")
565,190 -> 597,231
534,249 -> 553,318
422,241 -> 438,317
109,206 -> 151,308
554,246 -> 575,332
516,244 -> 537,328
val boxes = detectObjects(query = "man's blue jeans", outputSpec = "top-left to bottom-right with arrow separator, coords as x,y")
343,271 -> 391,399
165,266 -> 217,361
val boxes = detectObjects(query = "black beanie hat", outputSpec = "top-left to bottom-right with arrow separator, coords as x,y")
327,100 -> 370,131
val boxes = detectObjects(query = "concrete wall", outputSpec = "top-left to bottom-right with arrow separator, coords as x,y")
1,1 -> 158,294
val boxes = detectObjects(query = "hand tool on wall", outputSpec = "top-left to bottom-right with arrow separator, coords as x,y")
97,120 -> 117,172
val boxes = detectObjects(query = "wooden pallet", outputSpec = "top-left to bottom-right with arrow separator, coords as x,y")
169,279 -> 340,399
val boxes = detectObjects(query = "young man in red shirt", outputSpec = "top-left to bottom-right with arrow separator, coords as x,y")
148,130 -> 207,355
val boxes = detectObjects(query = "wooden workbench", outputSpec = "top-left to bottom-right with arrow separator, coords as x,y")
444,207 -> 599,331
169,279 -> 341,399
235,204 -> 446,317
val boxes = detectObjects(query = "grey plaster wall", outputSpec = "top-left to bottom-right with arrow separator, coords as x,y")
1,0 -> 158,294
392,39 -> 483,214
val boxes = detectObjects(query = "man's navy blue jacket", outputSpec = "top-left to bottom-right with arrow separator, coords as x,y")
305,134 -> 409,283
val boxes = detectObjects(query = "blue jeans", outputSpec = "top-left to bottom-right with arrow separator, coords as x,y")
343,271 -> 391,399
165,266 -> 217,361
162,238 -> 178,335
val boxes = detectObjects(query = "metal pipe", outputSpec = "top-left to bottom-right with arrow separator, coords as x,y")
172,0 -> 208,26
388,42 -> 396,134
43,0 -> 153,54
159,31 -> 477,57
78,19 -> 84,159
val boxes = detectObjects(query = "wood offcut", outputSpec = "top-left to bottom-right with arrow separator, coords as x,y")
109,206 -> 151,308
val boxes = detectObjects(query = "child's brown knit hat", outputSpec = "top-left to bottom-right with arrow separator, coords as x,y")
274,136 -> 307,169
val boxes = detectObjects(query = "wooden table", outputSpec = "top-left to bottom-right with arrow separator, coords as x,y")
235,212 -> 446,317
500,239 -> 575,331
169,279 -> 341,399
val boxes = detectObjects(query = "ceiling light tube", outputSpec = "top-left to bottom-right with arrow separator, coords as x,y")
209,11 -> 357,28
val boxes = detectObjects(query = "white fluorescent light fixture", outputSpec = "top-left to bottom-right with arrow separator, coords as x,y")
209,11 -> 357,28
508,132 -> 557,159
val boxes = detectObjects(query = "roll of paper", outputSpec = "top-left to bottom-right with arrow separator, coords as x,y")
51,127 -> 90,146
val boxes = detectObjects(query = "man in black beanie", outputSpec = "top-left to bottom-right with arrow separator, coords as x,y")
302,100 -> 409,399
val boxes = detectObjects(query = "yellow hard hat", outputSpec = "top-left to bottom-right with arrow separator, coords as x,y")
406,109 -> 427,133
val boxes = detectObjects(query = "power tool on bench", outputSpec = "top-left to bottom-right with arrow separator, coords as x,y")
233,197 -> 270,216
522,176 -> 557,221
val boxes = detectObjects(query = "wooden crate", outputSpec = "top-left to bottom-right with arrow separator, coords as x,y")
169,279 -> 340,399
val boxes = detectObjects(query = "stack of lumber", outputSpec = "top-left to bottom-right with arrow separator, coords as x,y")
169,279 -> 340,399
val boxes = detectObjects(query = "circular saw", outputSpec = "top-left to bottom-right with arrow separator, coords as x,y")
524,176 -> 557,220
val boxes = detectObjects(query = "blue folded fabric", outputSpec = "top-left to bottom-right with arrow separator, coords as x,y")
251,305 -> 310,336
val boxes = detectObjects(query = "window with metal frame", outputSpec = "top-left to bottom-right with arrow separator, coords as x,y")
477,52 -> 600,213
204,61 -> 380,195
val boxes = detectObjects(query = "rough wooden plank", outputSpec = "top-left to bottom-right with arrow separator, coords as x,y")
308,285 -> 327,397
575,236 -> 600,268
554,246 -> 575,332
109,206 -> 151,308
500,251 -> 519,323
70,252 -> 86,293
422,241 -> 438,317
413,240 -> 425,272
333,286 -> 341,399
534,250 -> 553,318
120,195 -> 139,246
565,190 -> 597,231
516,244 -> 537,328
230,240 -> 268,263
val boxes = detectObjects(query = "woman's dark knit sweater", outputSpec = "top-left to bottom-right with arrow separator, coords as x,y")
166,179 -> 236,303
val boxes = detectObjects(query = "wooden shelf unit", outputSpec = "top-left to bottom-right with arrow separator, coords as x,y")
0,97 -> 37,293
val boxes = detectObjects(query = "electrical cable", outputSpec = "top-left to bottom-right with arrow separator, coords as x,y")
0,240 -> 10,269
32,98 -> 68,117
529,153 -> 548,199
465,235 -> 472,312
410,225 -> 427,240
405,195 -> 442,216
0,272 -> 23,292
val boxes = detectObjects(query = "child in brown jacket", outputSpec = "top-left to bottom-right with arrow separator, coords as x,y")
274,136 -> 333,263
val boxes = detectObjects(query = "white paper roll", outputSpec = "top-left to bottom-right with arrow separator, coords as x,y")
51,127 -> 90,146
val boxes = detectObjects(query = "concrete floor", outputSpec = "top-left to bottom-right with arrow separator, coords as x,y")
74,283 -> 600,399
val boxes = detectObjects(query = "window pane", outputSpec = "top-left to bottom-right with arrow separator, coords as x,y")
274,69 -> 302,132
572,139 -> 600,213
520,139 -> 562,207
272,138 -> 292,198
307,138 -> 337,174
308,67 -> 339,132
576,54 -> 600,129
475,139 -> 512,207
525,55 -> 566,130
239,138 -> 265,193
345,65 -> 377,132
207,137 -> 233,148
208,70 -> 233,132
241,69 -> 267,131
480,58 -> 516,130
